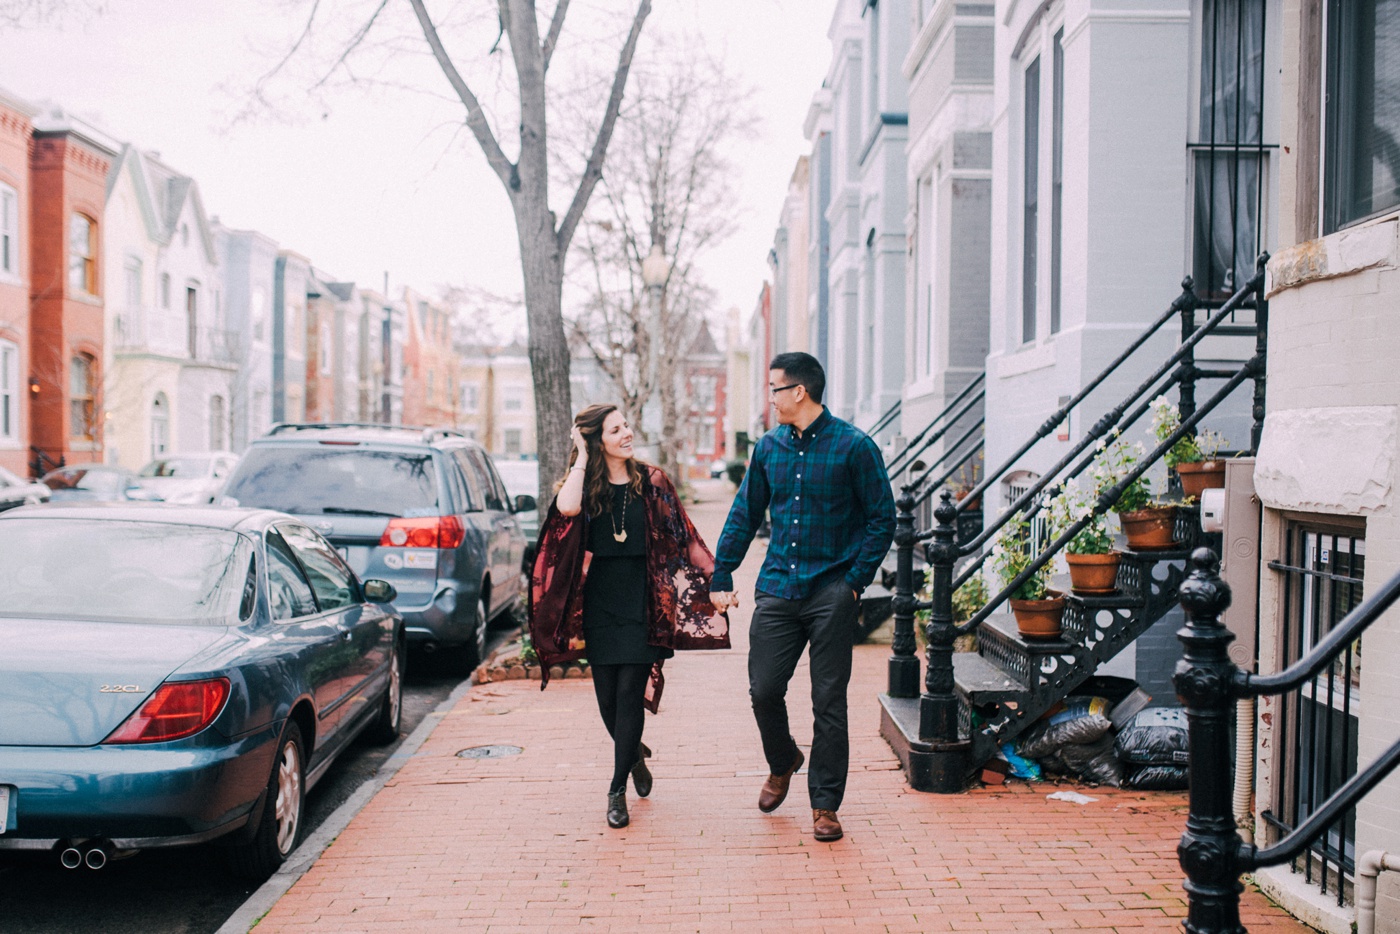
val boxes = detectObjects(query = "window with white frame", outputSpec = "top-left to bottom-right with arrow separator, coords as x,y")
1018,17 -> 1066,344
69,354 -> 95,441
504,428 -> 522,455
0,184 -> 17,278
150,392 -> 169,459
68,214 -> 96,295
462,383 -> 479,414
1324,0 -> 1400,233
0,339 -> 17,442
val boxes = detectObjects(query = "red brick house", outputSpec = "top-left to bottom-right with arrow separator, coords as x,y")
682,319 -> 727,477
28,108 -> 116,474
401,287 -> 459,429
0,90 -> 35,477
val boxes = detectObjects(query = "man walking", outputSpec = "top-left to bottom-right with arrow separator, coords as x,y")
709,352 -> 895,841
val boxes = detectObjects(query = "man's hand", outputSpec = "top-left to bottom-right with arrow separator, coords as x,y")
710,591 -> 739,612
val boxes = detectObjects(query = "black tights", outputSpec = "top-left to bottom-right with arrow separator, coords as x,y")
591,663 -> 649,794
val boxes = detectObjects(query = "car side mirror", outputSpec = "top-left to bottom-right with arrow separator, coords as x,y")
514,494 -> 537,513
363,579 -> 397,604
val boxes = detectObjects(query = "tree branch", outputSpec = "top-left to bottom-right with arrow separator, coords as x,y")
311,0 -> 389,91
407,0 -> 517,194
541,0 -> 570,72
556,0 -> 651,252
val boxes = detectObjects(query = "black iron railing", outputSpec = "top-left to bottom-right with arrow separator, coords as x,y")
28,446 -> 63,479
868,398 -> 902,439
1175,548 -> 1400,933
888,258 -> 1269,791
885,373 -> 986,483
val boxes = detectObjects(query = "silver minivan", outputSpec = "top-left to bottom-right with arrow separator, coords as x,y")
220,424 -> 533,673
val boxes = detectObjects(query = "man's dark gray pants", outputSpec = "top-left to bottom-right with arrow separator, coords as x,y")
748,579 -> 858,812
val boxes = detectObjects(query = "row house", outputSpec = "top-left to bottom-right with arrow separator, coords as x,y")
28,106 -> 116,475
401,287 -> 459,429
457,339 -> 534,456
104,143 -> 233,469
305,274 -> 362,423
215,223 -> 279,450
0,90 -> 35,479
681,319 -> 726,476
723,305 -> 751,463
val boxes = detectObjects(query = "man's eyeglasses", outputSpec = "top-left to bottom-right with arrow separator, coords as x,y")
768,383 -> 801,398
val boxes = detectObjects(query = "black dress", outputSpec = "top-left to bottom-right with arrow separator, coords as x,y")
582,483 -> 669,666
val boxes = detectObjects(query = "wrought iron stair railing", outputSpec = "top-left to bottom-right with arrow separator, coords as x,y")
1175,549 -> 1400,933
882,259 -> 1267,793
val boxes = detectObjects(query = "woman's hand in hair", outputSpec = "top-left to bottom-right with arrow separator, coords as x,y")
571,425 -> 589,462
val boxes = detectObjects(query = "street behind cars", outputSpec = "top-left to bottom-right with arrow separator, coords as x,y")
219,423 -> 530,674
489,456 -> 540,566
0,503 -> 404,880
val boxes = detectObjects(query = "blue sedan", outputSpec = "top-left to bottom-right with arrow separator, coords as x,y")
0,503 -> 404,879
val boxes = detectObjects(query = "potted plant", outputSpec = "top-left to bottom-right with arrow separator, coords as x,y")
1150,396 -> 1228,500
1047,477 -> 1120,595
989,512 -> 1064,640
913,573 -> 984,651
1098,430 -> 1180,551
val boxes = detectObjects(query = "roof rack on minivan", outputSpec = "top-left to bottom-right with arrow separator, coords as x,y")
264,422 -> 469,446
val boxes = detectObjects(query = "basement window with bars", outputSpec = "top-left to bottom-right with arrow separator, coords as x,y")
1262,521 -> 1364,906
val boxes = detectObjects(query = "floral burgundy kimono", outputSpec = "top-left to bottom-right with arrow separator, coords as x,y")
528,464 -> 730,711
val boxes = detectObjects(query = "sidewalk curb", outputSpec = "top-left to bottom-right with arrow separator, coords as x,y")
215,673 -> 479,934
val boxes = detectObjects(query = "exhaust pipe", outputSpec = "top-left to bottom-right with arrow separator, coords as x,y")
84,842 -> 109,870
59,846 -> 83,870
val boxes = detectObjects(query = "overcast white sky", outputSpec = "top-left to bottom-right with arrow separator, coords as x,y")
0,0 -> 836,338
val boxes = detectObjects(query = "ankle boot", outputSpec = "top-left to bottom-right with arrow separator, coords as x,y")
606,791 -> 629,829
631,743 -> 653,798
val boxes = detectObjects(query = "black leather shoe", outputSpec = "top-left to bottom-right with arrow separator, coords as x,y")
632,743 -> 653,798
607,792 -> 629,829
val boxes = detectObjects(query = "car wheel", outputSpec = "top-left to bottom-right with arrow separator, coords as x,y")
442,596 -> 487,676
224,722 -> 306,881
363,639 -> 404,745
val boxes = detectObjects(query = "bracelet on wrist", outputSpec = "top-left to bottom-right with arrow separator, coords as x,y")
569,465 -> 586,473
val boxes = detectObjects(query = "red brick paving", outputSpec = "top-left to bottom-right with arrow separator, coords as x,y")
254,483 -> 1312,933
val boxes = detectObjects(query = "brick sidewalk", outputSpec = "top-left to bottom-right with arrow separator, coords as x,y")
254,481 -> 1311,933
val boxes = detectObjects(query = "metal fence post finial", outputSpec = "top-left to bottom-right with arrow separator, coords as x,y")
1175,547 -> 1246,934
888,483 -> 920,698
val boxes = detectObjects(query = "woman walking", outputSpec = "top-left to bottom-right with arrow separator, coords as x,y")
529,404 -> 730,829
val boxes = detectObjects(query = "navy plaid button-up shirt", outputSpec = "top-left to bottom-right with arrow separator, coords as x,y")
712,408 -> 895,600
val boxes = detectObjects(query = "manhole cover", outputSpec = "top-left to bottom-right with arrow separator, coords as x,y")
456,744 -> 523,759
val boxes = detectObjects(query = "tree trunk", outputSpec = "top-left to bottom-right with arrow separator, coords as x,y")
519,229 -> 571,508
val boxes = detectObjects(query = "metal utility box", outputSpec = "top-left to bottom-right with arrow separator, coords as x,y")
1217,457 -> 1260,671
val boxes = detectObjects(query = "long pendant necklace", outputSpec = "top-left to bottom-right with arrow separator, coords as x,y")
610,485 -> 630,543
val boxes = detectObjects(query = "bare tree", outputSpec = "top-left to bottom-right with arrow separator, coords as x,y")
565,47 -> 750,484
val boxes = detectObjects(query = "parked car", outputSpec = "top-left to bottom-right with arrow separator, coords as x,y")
40,464 -> 162,502
490,457 -> 540,568
0,502 -> 404,880
0,464 -> 49,512
709,458 -> 728,479
137,452 -> 240,504
219,423 -> 532,673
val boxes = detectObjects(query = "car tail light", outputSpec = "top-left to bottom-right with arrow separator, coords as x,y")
103,678 -> 231,744
379,516 -> 464,550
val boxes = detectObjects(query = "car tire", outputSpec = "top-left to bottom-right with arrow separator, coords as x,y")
363,639 -> 404,745
224,722 -> 306,881
442,596 -> 487,676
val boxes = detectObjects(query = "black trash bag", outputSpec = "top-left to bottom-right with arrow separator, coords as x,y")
1044,733 -> 1124,787
1114,707 -> 1190,767
1124,764 -> 1189,791
1017,697 -> 1114,759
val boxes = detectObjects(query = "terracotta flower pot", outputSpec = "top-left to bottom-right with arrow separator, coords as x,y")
1009,591 -> 1066,641
1119,506 -> 1180,550
1066,551 -> 1122,595
1176,460 -> 1226,500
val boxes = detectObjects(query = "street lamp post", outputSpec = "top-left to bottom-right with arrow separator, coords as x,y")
639,242 -> 670,461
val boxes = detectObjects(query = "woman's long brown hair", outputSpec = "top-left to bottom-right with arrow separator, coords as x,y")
558,403 -> 645,518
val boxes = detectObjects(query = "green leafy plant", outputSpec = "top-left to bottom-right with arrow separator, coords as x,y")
951,573 -> 989,624
1090,430 -> 1153,514
1046,478 -> 1114,555
1150,395 -> 1227,468
989,512 -> 1051,601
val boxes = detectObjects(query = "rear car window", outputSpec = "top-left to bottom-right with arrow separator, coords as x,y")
0,518 -> 254,623
223,447 -> 439,517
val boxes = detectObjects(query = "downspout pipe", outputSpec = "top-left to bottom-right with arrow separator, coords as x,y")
1234,697 -> 1255,845
1357,850 -> 1400,934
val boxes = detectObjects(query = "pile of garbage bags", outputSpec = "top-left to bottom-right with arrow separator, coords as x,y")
997,689 -> 1190,790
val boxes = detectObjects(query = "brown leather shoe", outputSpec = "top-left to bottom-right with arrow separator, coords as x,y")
757,748 -> 805,813
813,809 -> 843,841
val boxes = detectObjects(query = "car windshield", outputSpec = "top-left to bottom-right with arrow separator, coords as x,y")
44,468 -> 122,498
0,519 -> 255,623
222,447 -> 439,516
140,457 -> 211,478
491,461 -> 539,497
